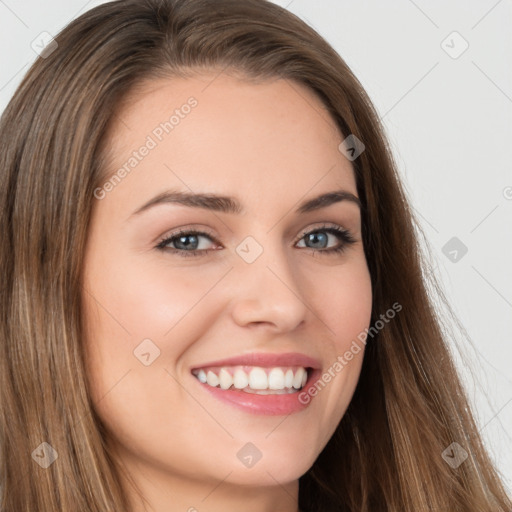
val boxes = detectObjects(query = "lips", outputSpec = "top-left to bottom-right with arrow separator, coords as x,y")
190,352 -> 321,415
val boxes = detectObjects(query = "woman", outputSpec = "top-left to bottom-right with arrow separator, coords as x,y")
0,0 -> 510,511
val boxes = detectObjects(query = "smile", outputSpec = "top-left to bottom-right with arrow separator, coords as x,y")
190,352 -> 321,415
192,366 -> 308,394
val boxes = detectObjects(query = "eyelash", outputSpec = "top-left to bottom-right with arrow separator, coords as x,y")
155,224 -> 357,258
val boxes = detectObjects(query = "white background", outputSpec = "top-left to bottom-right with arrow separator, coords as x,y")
0,0 -> 510,492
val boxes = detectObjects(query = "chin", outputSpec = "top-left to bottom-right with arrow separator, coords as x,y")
220,434 -> 321,486
221,456 -> 314,487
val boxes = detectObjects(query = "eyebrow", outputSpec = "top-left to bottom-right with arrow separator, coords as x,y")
130,188 -> 361,217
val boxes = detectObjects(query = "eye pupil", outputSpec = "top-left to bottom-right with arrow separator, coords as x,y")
176,234 -> 198,250
307,232 -> 327,249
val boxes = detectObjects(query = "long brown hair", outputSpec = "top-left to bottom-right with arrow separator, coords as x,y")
0,1 -> 510,510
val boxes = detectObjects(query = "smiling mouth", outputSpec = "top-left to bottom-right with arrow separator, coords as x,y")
192,366 -> 309,395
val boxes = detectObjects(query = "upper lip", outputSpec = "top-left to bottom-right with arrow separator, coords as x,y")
191,352 -> 321,371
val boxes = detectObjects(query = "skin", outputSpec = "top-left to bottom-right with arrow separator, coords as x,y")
82,71 -> 373,512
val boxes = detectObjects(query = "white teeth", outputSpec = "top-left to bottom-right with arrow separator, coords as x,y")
268,368 -> 285,390
197,369 -> 207,383
292,367 -> 305,389
249,367 -> 268,390
233,368 -> 249,389
206,370 -> 219,387
284,369 -> 294,388
194,366 -> 310,392
219,368 -> 233,390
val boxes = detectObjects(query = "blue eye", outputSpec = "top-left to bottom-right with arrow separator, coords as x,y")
156,224 -> 356,258
295,227 -> 356,253
156,229 -> 219,257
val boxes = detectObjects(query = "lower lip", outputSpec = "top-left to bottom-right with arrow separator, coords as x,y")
195,370 -> 320,415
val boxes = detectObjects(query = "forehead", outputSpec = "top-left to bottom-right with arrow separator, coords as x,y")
99,72 -> 357,216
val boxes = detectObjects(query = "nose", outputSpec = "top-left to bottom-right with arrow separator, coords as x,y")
229,242 -> 309,333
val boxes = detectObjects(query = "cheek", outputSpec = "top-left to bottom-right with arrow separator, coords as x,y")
303,256 -> 372,438
314,255 -> 373,345
83,249 -> 228,349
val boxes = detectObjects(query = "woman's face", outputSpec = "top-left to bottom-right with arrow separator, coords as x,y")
82,72 -> 372,508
